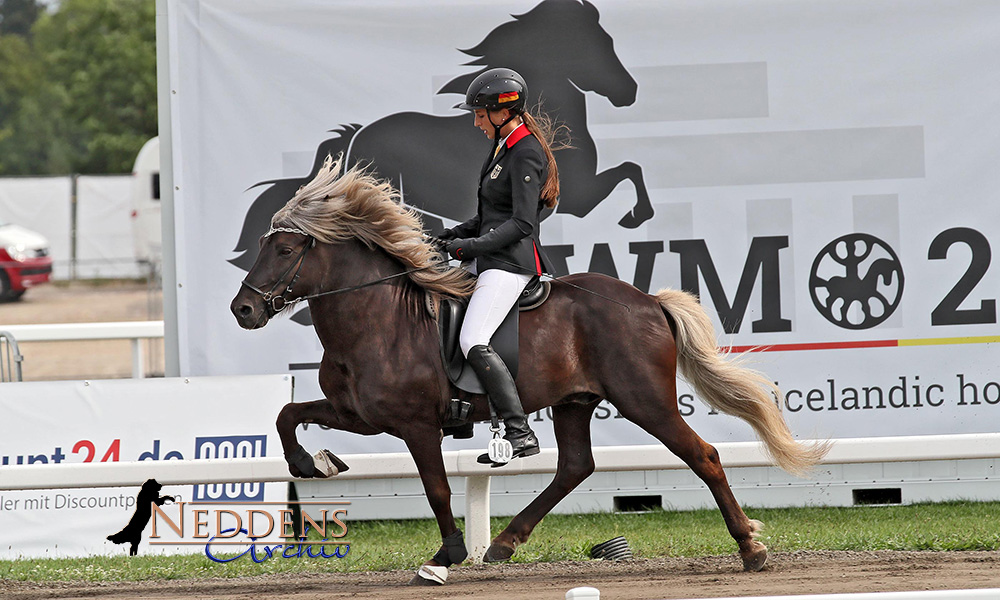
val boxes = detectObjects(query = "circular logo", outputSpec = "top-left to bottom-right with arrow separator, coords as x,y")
809,233 -> 904,329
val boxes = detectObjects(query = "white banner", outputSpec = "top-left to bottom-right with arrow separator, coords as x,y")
0,175 -> 142,279
163,0 -> 1000,454
0,375 -> 292,558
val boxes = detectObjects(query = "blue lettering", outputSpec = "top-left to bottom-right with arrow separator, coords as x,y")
250,541 -> 276,563
205,528 -> 252,564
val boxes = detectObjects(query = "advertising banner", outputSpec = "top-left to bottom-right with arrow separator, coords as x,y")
0,375 -> 292,558
163,0 -> 1000,454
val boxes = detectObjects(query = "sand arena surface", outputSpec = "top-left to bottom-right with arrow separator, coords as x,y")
2,551 -> 999,599
0,281 -> 163,380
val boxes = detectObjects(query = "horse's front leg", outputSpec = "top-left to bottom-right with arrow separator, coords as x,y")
560,160 -> 653,228
276,400 -> 375,478
606,161 -> 652,228
403,425 -> 469,586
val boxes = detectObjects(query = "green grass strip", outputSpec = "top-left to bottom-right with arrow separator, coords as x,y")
1,501 -> 997,582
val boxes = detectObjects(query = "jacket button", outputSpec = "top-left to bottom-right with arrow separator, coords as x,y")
524,175 -> 531,182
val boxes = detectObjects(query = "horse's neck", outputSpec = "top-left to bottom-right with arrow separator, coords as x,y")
309,241 -> 417,343
532,81 -> 589,137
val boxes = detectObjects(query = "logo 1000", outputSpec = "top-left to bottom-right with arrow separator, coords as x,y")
193,435 -> 267,502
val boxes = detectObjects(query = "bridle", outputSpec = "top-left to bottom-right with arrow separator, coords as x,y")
240,227 -> 438,314
240,227 -> 315,314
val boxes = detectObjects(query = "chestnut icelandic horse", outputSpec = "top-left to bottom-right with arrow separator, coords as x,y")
230,156 -> 827,585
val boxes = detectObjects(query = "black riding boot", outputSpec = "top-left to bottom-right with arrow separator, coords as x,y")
467,344 -> 540,464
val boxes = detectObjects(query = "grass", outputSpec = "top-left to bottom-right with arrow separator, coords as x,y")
0,501 -> 997,582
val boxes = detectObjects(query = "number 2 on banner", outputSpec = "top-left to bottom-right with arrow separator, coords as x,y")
488,438 -> 513,464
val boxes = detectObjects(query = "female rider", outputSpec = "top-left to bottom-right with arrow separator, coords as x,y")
438,68 -> 560,465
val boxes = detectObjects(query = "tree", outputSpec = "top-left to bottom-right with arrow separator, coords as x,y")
0,0 -> 42,37
0,0 -> 156,174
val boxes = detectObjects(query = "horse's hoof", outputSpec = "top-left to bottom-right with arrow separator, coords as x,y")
740,541 -> 768,572
483,542 -> 515,563
409,564 -> 448,585
618,206 -> 654,229
286,445 -> 316,478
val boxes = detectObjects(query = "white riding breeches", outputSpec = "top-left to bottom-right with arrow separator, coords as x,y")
459,268 -> 533,358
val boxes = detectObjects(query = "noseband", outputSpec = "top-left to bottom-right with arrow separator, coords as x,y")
241,227 -> 314,314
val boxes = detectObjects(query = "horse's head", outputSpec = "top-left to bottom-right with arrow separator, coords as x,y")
231,228 -> 319,330
231,155 -> 476,331
439,0 -> 637,109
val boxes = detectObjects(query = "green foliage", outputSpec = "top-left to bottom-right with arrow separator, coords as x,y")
0,501 -> 997,582
0,0 -> 156,175
0,0 -> 42,37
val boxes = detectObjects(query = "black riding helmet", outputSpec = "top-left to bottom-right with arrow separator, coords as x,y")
459,68 -> 528,149
458,67 -> 528,112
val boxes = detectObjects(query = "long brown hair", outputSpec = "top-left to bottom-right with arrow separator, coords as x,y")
520,108 -> 570,209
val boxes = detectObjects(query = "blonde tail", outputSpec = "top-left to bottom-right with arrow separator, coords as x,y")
655,289 -> 830,475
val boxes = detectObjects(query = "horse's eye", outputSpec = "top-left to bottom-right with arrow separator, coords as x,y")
280,247 -> 293,256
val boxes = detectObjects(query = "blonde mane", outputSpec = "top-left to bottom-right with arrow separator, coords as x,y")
271,155 -> 475,298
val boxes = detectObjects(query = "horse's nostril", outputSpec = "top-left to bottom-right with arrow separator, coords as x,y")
239,305 -> 253,317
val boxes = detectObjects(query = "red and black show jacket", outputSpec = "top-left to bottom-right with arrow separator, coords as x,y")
450,125 -> 553,276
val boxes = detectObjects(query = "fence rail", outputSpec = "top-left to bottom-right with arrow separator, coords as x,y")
2,433 -> 998,561
0,321 -> 164,378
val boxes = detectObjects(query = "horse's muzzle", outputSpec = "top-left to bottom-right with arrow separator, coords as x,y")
230,291 -> 270,330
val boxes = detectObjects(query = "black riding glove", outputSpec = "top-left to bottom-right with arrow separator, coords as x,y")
446,238 -> 473,261
437,228 -> 457,241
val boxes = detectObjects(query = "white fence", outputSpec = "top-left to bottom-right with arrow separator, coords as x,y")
2,433 -> 998,561
0,321 -> 163,378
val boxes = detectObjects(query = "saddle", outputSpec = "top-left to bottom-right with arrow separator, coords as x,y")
428,277 -> 551,436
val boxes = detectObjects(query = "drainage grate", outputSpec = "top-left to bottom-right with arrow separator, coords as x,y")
613,495 -> 662,512
852,488 -> 902,505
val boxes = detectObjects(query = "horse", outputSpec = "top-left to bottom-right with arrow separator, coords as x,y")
229,0 -> 653,285
230,155 -> 828,585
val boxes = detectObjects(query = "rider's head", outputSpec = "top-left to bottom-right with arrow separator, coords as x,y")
458,68 -> 527,140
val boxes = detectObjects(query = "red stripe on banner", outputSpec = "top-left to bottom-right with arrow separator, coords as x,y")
724,339 -> 900,353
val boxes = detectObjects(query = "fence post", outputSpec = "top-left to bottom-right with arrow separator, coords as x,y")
70,174 -> 79,280
464,474 -> 491,563
131,338 -> 145,378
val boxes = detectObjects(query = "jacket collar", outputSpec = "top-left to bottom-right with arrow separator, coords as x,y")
503,123 -> 531,149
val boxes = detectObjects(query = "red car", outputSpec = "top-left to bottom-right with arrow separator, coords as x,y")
0,220 -> 53,301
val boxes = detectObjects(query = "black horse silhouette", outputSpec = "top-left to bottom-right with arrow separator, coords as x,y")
230,0 -> 650,289
107,479 -> 175,556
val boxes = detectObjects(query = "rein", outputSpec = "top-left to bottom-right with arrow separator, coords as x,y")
241,228 -> 437,313
425,235 -> 632,312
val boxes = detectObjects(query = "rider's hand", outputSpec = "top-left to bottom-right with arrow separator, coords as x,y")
445,239 -> 471,261
437,228 -> 457,241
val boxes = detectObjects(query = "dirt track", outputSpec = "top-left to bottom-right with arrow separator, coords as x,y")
0,281 -> 163,380
2,551 -> 999,599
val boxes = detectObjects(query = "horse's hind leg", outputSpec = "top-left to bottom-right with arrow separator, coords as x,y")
485,401 -> 598,562
616,397 -> 767,572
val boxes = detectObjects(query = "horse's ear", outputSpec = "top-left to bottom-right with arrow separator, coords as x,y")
581,0 -> 600,19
